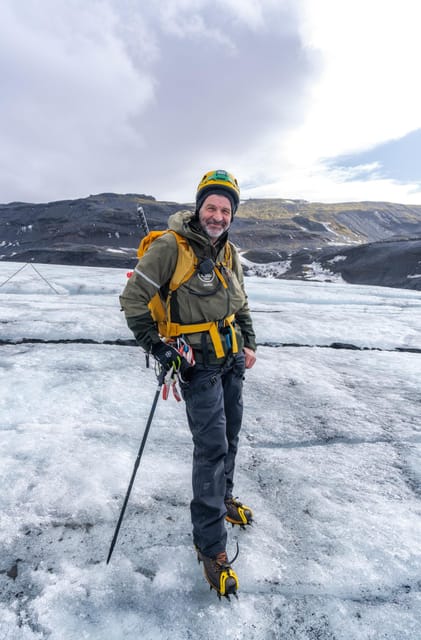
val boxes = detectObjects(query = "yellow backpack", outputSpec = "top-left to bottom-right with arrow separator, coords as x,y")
136,230 -> 237,358
137,230 -> 198,324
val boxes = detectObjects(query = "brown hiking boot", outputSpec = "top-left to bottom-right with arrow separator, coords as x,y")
224,497 -> 253,528
197,549 -> 239,598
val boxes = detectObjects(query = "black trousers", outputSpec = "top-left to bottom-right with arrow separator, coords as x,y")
181,353 -> 245,557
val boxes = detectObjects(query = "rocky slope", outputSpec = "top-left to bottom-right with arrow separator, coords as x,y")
1,193 -> 421,290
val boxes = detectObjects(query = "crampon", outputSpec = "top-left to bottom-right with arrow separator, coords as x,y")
225,497 -> 254,529
196,543 -> 240,600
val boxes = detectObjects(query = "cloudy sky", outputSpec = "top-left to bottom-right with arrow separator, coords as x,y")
1,0 -> 420,205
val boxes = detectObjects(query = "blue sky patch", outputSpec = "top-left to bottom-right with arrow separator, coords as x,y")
327,128 -> 421,184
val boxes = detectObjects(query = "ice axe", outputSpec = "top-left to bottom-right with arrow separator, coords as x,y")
106,367 -> 166,564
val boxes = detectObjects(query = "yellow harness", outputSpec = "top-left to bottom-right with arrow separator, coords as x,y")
137,230 -> 238,357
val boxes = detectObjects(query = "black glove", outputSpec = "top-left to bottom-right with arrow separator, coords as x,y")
151,341 -> 183,372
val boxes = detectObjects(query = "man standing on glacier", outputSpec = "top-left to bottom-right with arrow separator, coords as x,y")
119,169 -> 256,598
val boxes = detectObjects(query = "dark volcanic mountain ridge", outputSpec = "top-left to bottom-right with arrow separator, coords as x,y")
1,193 -> 421,290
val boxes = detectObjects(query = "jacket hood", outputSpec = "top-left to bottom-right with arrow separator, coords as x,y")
168,210 -> 196,237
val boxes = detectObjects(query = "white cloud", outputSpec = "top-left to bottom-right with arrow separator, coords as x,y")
216,0 -> 265,29
244,161 -> 421,205
1,0 -> 311,203
0,0 -> 155,201
0,0 -> 420,205
292,0 -> 421,158
157,0 -> 232,48
253,0 -> 421,204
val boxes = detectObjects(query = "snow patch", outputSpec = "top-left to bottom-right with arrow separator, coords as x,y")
327,255 -> 347,263
303,262 -> 345,283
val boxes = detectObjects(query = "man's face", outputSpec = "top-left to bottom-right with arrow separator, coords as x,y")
198,194 -> 232,241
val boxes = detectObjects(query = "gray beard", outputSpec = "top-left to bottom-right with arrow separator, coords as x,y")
200,221 -> 230,240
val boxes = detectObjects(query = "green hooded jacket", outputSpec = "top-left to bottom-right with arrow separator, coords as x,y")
119,210 -> 256,364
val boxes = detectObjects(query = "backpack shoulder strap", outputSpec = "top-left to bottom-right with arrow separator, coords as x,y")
137,229 -> 196,292
167,231 -> 197,290
224,241 -> 233,269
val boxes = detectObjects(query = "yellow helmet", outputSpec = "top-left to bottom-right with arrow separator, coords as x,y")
196,169 -> 240,215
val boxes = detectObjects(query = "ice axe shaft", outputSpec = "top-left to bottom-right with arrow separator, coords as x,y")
106,369 -> 165,564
